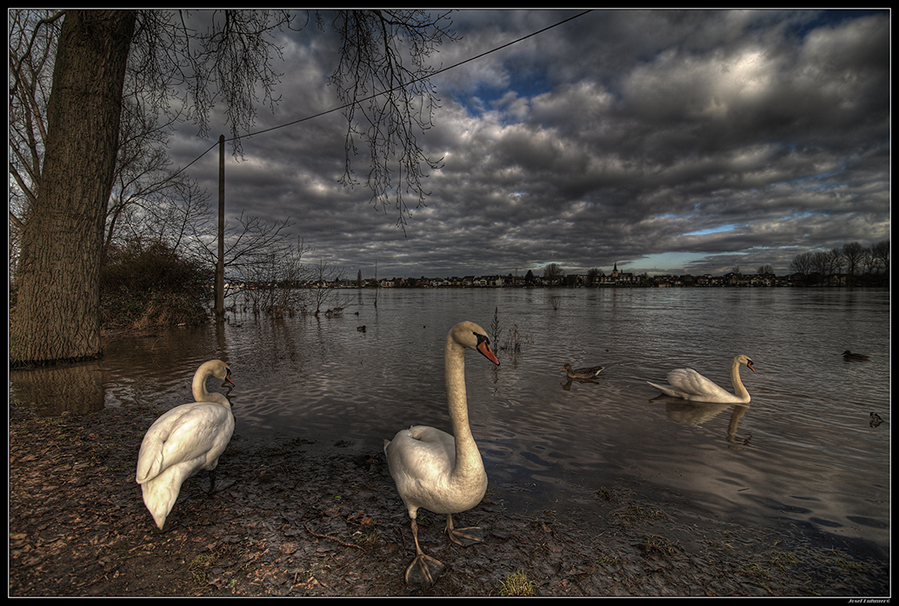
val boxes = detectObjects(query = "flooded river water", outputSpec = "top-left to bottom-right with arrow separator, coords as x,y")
10,287 -> 890,558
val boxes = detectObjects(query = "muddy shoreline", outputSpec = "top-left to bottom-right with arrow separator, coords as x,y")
8,400 -> 890,597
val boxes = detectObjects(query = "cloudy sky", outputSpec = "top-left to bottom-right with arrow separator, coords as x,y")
167,9 -> 890,280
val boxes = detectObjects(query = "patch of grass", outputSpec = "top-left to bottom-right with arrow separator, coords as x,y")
639,534 -> 679,558
595,485 -> 637,503
595,552 -> 622,566
613,504 -> 669,527
353,529 -> 380,547
743,562 -> 770,580
833,557 -> 869,573
496,570 -> 536,596
766,550 -> 799,571
188,553 -> 215,585
595,486 -> 619,502
528,508 -> 558,532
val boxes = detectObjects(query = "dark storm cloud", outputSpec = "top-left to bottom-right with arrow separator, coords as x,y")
167,9 -> 890,278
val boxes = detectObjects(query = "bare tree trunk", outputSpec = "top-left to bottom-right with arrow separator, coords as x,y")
10,10 -> 135,366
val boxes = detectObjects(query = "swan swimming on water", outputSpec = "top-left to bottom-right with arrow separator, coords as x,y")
648,354 -> 755,404
136,360 -> 236,530
384,321 -> 500,585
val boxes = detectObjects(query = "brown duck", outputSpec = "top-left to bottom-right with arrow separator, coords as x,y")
561,363 -> 605,380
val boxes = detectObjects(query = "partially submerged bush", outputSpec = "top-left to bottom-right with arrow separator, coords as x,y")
100,241 -> 212,330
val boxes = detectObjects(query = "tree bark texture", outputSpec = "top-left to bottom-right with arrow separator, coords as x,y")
10,10 -> 136,366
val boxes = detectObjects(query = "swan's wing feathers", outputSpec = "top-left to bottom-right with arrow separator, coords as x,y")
136,406 -> 191,482
666,368 -> 730,398
160,405 -> 234,468
136,403 -> 233,483
136,443 -> 166,484
385,426 -> 455,484
647,380 -> 681,398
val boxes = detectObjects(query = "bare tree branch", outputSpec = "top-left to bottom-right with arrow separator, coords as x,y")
324,10 -> 457,229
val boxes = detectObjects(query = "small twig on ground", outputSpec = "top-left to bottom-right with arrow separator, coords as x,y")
304,523 -> 365,551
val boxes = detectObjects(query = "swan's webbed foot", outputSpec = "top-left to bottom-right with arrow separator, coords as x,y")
445,514 -> 485,546
404,553 -> 445,586
404,516 -> 445,586
448,526 -> 485,546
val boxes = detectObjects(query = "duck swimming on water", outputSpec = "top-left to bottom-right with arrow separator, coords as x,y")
561,364 -> 605,380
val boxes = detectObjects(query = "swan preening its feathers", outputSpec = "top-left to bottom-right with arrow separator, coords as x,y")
648,355 -> 755,404
384,321 -> 500,586
136,360 -> 236,530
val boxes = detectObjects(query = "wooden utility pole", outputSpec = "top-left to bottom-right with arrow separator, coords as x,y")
215,134 -> 225,322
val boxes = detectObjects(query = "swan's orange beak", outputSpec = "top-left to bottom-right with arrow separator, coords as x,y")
746,360 -> 755,372
477,338 -> 500,366
222,369 -> 236,388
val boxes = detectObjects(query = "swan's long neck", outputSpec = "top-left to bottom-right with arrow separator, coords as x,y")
730,358 -> 750,402
445,335 -> 481,480
192,366 -> 231,407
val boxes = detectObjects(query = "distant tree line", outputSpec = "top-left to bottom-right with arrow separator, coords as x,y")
533,241 -> 889,288
363,241 -> 891,290
789,240 -> 889,287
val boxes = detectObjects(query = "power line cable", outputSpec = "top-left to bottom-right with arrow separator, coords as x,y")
173,9 -> 592,176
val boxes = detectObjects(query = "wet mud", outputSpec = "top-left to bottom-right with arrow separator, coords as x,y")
8,401 -> 889,597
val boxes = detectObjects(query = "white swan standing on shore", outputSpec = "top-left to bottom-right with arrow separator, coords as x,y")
648,355 -> 755,404
136,360 -> 236,530
384,321 -> 500,585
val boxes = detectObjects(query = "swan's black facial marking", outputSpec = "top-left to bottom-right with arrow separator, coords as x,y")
746,359 -> 755,372
223,367 -> 236,390
474,332 -> 500,366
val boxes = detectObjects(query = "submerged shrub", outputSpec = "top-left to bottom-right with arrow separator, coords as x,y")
100,241 -> 212,330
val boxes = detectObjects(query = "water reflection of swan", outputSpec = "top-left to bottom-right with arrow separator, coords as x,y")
657,398 -> 752,448
136,360 -> 236,530
663,400 -> 730,427
384,321 -> 500,586
648,355 -> 755,403
725,405 -> 751,448
561,363 -> 604,380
